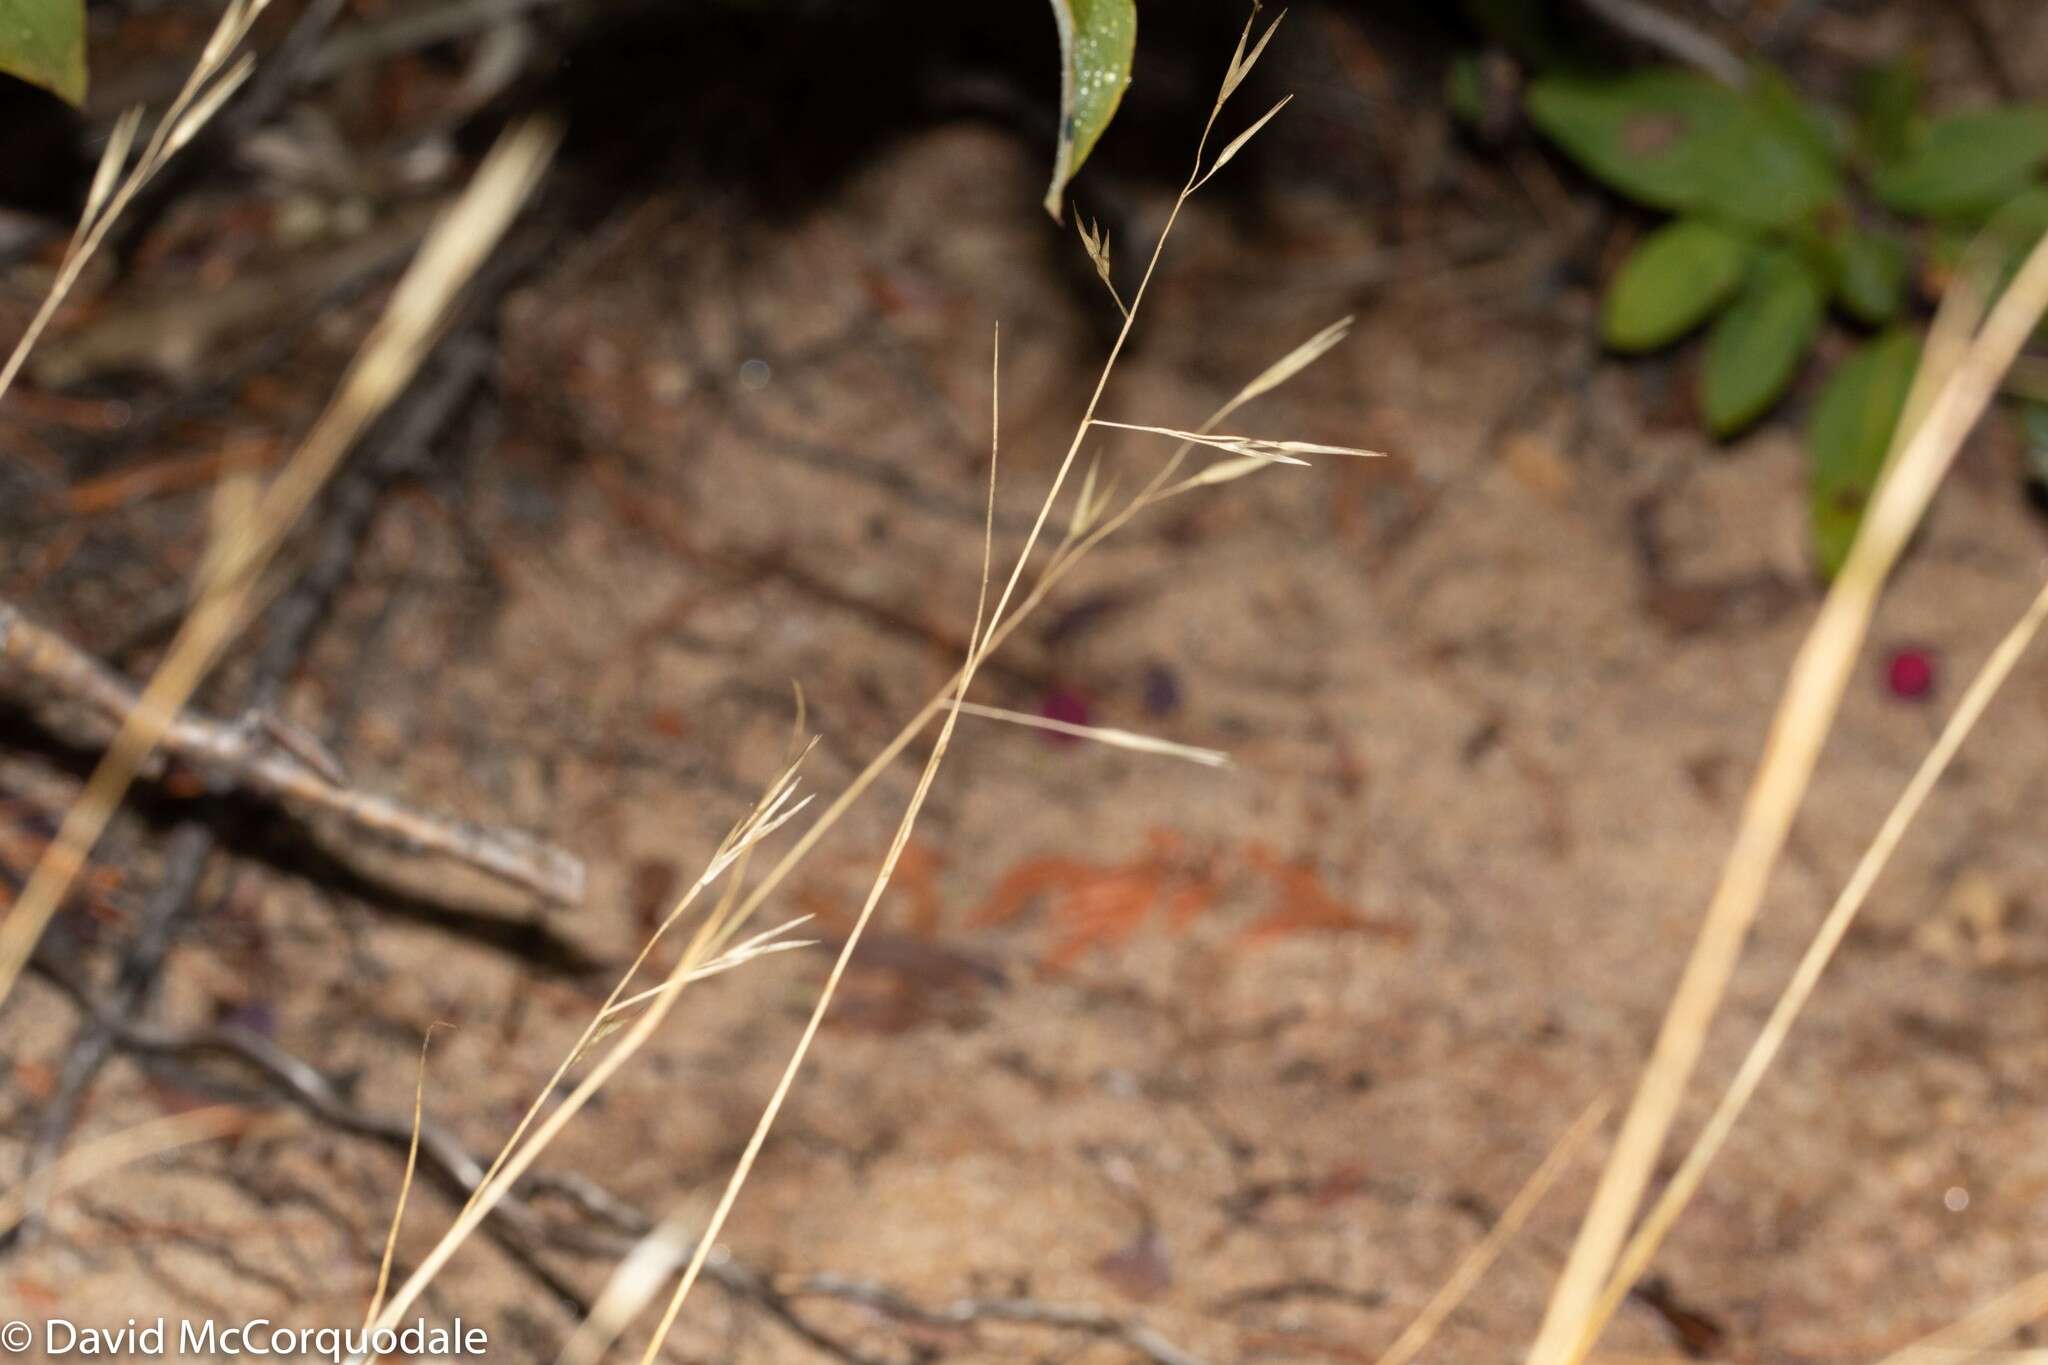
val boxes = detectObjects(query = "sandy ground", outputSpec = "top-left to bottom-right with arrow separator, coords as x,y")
6,5 -> 2048,1362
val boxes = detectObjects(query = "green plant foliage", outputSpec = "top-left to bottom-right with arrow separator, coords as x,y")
1701,248 -> 1825,436
1601,218 -> 1752,351
1872,106 -> 2048,216
0,0 -> 86,105
1526,71 -> 1742,212
1043,0 -> 1136,220
1828,225 -> 1906,325
1526,70 -> 1836,228
1852,56 -> 1921,164
1807,329 -> 1920,577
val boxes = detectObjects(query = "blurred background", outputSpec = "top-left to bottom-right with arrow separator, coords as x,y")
4,1 -> 2048,1359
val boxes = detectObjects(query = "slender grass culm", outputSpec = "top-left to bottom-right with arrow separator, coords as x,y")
1523,229 -> 2048,1365
352,11 -> 1387,1361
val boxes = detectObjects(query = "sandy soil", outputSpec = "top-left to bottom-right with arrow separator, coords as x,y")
6,4 -> 2048,1362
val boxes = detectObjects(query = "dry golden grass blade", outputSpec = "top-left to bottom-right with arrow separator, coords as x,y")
610,332 -> 1008,1365
78,108 -> 143,236
593,921 -> 816,1022
389,54 -> 1357,1347
1875,1282 -> 2048,1365
1221,8 -> 1285,105
365,1027 -> 445,1334
1091,419 -> 1384,464
355,759 -> 812,1351
0,120 -> 557,1017
947,699 -> 1230,767
1217,314 -> 1352,417
1196,95 -> 1293,189
1374,1097 -> 1611,1365
0,2 -> 268,402
1560,577 -> 2048,1365
1524,227 -> 2048,1365
0,1105 -> 252,1237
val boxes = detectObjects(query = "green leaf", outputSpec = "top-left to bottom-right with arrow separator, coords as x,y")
1527,70 -> 1744,212
1526,70 -> 1836,228
1701,248 -> 1825,436
0,0 -> 86,106
1853,56 -> 1921,164
1043,0 -> 1136,221
1828,225 -> 1906,325
1873,106 -> 2048,216
1807,329 -> 1920,577
1601,217 -> 1752,351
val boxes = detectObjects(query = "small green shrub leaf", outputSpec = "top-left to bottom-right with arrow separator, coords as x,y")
1601,217 -> 1752,351
1829,225 -> 1906,325
1873,106 -> 2048,216
1527,70 -> 1743,212
0,0 -> 86,106
1807,328 -> 1920,577
1853,56 -> 1921,164
1527,70 -> 1836,227
1043,0 -> 1136,221
1701,248 -> 1825,436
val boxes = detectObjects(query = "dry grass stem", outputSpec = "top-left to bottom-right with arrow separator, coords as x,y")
354,18 -> 1351,1352
364,1027 -> 446,1334
354,760 -> 813,1350
947,699 -> 1231,766
1524,226 -> 2048,1365
0,118 -> 559,1013
1373,1096 -> 1611,1365
0,0 -> 271,402
1560,576 -> 2048,1365
0,1105 -> 254,1238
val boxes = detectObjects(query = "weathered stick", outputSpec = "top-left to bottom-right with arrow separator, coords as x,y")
0,599 -> 583,905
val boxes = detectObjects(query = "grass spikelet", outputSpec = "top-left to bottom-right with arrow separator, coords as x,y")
947,699 -> 1231,767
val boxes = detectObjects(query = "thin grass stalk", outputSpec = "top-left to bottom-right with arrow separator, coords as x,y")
1561,576 -> 2048,1365
1373,1096 -> 1611,1365
0,120 -> 558,1014
1523,227 -> 2048,1365
642,331 -> 1001,1364
353,767 -> 809,1349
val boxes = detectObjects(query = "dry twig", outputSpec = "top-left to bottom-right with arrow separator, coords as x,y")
0,599 -> 582,904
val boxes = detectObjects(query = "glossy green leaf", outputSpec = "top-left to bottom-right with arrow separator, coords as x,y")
1043,0 -> 1136,221
1701,248 -> 1825,436
0,0 -> 85,106
1527,70 -> 1836,227
1829,225 -> 1906,325
1873,106 -> 2048,216
1601,218 -> 1751,351
1807,329 -> 1920,577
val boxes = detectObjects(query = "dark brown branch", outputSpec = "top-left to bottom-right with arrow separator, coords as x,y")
0,598 -> 584,905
